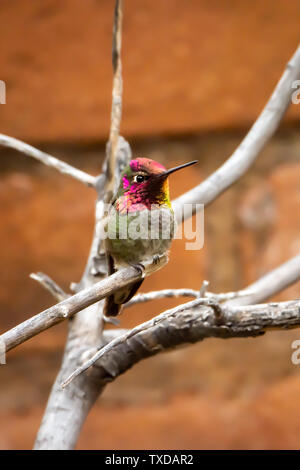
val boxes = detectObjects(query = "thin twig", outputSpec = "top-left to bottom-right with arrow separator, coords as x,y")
104,0 -> 123,203
199,280 -> 209,297
125,286 -> 255,307
0,133 -> 97,188
30,272 -> 69,302
125,288 -> 200,306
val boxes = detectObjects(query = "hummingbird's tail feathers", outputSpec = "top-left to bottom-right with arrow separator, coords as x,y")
124,279 -> 144,303
103,279 -> 144,317
103,295 -> 123,317
104,252 -> 121,316
106,252 -> 116,276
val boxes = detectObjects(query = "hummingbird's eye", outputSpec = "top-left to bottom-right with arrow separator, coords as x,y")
134,174 -> 145,183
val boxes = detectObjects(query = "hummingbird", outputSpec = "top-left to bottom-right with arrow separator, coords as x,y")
103,157 -> 198,317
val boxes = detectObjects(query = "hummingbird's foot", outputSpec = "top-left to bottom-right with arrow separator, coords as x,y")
103,314 -> 120,326
153,253 -> 168,266
153,254 -> 161,265
137,254 -> 168,275
129,262 -> 146,279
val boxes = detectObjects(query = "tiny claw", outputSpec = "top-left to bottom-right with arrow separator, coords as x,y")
103,314 -> 120,326
129,262 -> 146,279
153,255 -> 160,265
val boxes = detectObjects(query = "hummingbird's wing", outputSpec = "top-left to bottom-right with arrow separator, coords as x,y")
104,253 -> 144,317
107,252 -> 116,276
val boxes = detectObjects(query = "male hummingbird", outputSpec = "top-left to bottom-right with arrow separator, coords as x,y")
103,157 -> 198,317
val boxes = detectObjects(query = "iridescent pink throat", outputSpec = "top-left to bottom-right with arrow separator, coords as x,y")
115,159 -> 170,213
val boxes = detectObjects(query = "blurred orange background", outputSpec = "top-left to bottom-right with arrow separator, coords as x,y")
1,0 -> 300,449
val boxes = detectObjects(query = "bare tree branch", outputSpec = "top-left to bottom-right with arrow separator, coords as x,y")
225,252 -> 300,307
0,133 -> 97,188
62,297 -> 300,389
33,0 -> 127,450
125,285 -> 255,307
173,45 -> 300,223
61,253 -> 300,387
1,266 -> 142,353
2,248 -> 299,358
104,0 -> 123,204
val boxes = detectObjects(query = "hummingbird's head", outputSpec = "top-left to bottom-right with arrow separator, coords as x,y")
115,158 -> 197,212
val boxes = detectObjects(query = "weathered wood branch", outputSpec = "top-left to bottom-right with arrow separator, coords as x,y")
1,266 -> 141,353
62,252 -> 300,392
173,45 -> 300,222
62,253 -> 300,387
33,0 -> 127,450
125,285 -> 254,307
62,298 -> 300,389
0,133 -> 97,188
104,0 -> 123,204
2,250 -> 300,357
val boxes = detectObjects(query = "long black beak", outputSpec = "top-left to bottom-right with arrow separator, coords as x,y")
162,160 -> 198,177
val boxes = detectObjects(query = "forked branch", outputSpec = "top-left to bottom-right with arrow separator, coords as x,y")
0,133 -> 97,188
62,252 -> 300,387
125,285 -> 254,307
1,266 -> 142,352
62,298 -> 300,388
1,250 -> 300,365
